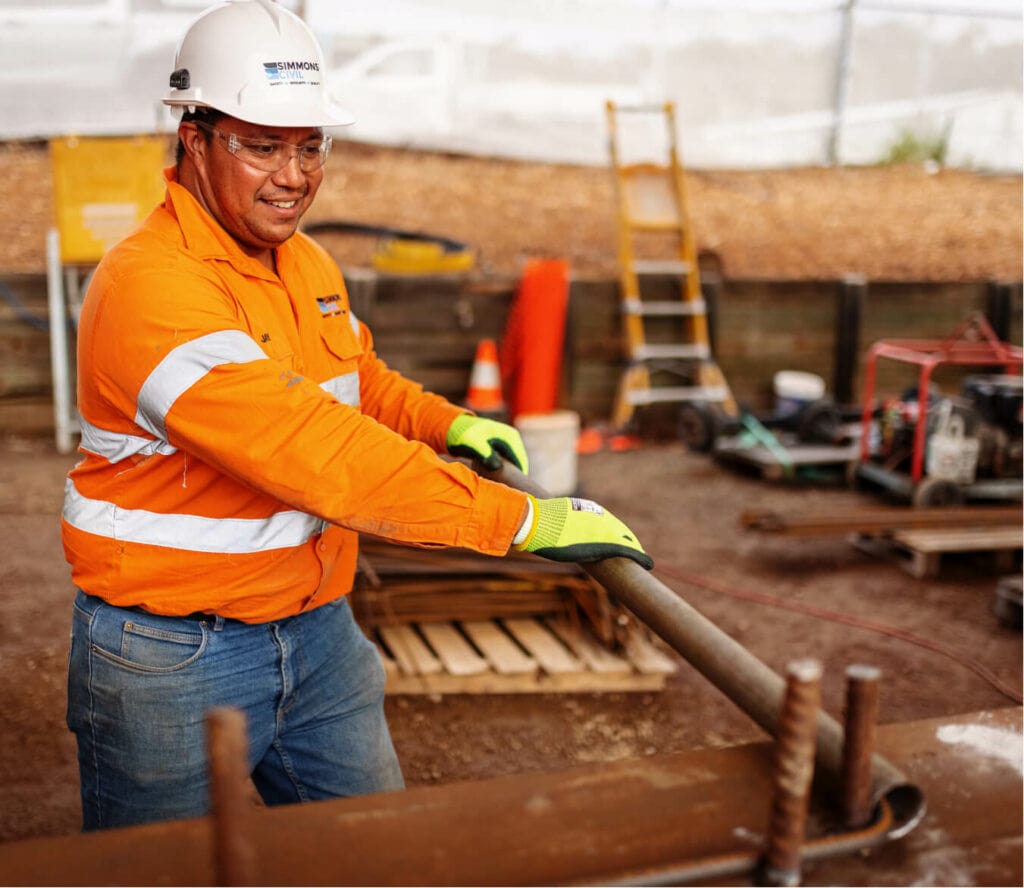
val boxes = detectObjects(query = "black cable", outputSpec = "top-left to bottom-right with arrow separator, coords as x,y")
302,220 -> 470,255
0,280 -> 52,331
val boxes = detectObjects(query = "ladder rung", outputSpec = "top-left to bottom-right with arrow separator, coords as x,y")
623,299 -> 706,317
611,103 -> 673,115
633,343 -> 710,361
627,386 -> 731,407
628,221 -> 683,233
630,259 -> 690,276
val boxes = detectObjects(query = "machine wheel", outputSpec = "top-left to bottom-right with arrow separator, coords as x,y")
795,398 -> 843,444
677,402 -> 720,453
912,477 -> 965,508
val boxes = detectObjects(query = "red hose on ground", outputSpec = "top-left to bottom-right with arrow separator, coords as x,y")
654,563 -> 1023,705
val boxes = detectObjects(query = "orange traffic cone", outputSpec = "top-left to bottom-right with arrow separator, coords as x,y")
464,338 -> 506,417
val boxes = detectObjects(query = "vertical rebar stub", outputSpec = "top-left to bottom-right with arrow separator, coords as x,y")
207,706 -> 257,887
842,664 -> 882,829
761,658 -> 823,887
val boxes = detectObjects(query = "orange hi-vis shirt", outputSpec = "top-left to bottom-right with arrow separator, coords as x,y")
62,168 -> 528,623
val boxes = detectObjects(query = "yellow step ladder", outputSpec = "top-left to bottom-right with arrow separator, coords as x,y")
605,100 -> 737,431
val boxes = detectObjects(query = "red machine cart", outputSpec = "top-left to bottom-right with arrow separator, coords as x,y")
855,313 -> 1023,506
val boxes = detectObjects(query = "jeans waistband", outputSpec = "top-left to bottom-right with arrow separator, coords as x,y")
120,604 -> 220,623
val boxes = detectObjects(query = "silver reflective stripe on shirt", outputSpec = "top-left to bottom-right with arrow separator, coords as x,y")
135,330 -> 267,439
78,415 -> 178,462
62,479 -> 322,554
321,371 -> 360,406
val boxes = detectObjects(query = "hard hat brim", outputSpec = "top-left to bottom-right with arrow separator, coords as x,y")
163,97 -> 355,128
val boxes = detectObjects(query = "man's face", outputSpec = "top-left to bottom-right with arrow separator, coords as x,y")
179,116 -> 325,261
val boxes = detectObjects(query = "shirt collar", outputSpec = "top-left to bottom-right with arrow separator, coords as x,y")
162,166 -> 289,281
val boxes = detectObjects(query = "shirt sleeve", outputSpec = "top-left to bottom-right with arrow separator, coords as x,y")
83,262 -> 528,556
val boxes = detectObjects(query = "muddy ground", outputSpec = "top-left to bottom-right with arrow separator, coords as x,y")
0,145 -> 1021,871
1,434 -> 1020,847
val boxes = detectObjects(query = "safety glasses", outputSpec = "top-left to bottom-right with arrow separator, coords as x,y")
194,121 -> 332,173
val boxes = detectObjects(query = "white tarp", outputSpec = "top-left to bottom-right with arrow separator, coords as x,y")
0,0 -> 1020,170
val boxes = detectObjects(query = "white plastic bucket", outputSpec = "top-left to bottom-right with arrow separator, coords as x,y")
515,410 -> 580,496
927,403 -> 979,484
773,370 -> 825,415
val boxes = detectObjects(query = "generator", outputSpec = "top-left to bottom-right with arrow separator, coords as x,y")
854,314 -> 1023,506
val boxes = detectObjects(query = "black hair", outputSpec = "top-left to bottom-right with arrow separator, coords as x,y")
175,106 -> 228,165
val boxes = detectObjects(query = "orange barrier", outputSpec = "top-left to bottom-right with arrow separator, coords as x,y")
500,259 -> 569,420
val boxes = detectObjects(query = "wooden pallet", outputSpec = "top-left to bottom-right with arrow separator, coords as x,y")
371,616 -> 677,695
714,434 -> 860,482
852,525 -> 1023,578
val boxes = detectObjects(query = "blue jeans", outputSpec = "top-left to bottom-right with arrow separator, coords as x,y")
66,590 -> 404,831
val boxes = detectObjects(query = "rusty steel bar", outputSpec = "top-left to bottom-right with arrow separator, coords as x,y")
761,658 -> 823,887
842,664 -> 882,829
206,707 -> 257,887
485,461 -> 925,838
741,505 -> 1022,537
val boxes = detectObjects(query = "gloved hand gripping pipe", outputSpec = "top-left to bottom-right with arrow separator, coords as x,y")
483,458 -> 926,843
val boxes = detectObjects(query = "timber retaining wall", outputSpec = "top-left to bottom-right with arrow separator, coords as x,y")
1,270 -> 1020,438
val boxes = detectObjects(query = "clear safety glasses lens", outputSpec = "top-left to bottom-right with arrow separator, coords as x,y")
196,122 -> 331,173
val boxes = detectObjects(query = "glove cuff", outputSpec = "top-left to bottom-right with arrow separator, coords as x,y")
518,496 -> 570,552
445,413 -> 476,450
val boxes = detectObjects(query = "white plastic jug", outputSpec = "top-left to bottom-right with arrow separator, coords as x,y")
926,402 -> 979,485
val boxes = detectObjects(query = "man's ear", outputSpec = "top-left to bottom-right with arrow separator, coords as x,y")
179,123 -> 207,165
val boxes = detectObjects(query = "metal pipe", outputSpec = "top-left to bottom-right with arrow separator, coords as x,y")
828,0 -> 856,166
207,707 -> 257,887
761,658 -> 823,887
485,461 -> 925,838
46,228 -> 75,455
842,664 -> 882,829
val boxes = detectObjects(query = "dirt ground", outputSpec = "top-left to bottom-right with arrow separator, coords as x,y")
0,144 -> 1021,851
1,435 -> 1021,845
0,138 -> 1021,281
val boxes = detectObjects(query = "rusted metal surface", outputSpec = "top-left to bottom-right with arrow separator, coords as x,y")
842,665 -> 881,830
800,706 -> 1023,888
207,707 -> 257,887
0,708 -> 1017,886
740,505 -> 1022,537
484,462 -> 926,839
762,659 -> 823,887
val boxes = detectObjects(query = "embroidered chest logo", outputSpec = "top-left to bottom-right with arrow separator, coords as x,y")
316,293 -> 345,319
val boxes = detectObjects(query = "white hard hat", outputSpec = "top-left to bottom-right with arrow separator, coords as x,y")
163,0 -> 354,128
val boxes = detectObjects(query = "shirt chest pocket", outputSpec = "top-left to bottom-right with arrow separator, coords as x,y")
318,315 -> 363,408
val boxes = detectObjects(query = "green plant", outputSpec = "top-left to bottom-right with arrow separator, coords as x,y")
878,123 -> 951,166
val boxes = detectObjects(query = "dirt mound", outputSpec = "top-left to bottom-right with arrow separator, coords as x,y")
1,138 -> 1020,281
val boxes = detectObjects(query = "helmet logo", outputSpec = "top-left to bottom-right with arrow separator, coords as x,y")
263,61 -> 321,87
169,68 -> 191,90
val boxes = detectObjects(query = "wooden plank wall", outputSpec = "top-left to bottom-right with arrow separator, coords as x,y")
1,269 -> 1021,437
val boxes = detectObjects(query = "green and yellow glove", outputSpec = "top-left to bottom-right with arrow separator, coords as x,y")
446,414 -> 529,473
515,495 -> 653,570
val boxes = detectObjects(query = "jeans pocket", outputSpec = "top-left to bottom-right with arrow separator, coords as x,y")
90,611 -> 208,674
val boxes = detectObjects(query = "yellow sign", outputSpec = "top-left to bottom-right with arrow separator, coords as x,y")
50,135 -> 168,264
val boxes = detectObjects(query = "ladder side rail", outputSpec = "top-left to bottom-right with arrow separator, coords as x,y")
607,102 -> 649,363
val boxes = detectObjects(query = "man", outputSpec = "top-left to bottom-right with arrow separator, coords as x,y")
63,0 -> 651,831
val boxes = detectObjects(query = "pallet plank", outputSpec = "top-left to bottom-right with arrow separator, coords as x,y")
621,629 -> 678,676
379,625 -> 443,676
461,621 -> 538,676
853,525 -> 1022,579
419,623 -> 490,676
892,526 -> 1023,553
375,618 -> 670,695
503,618 -> 584,675
545,618 -> 633,674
